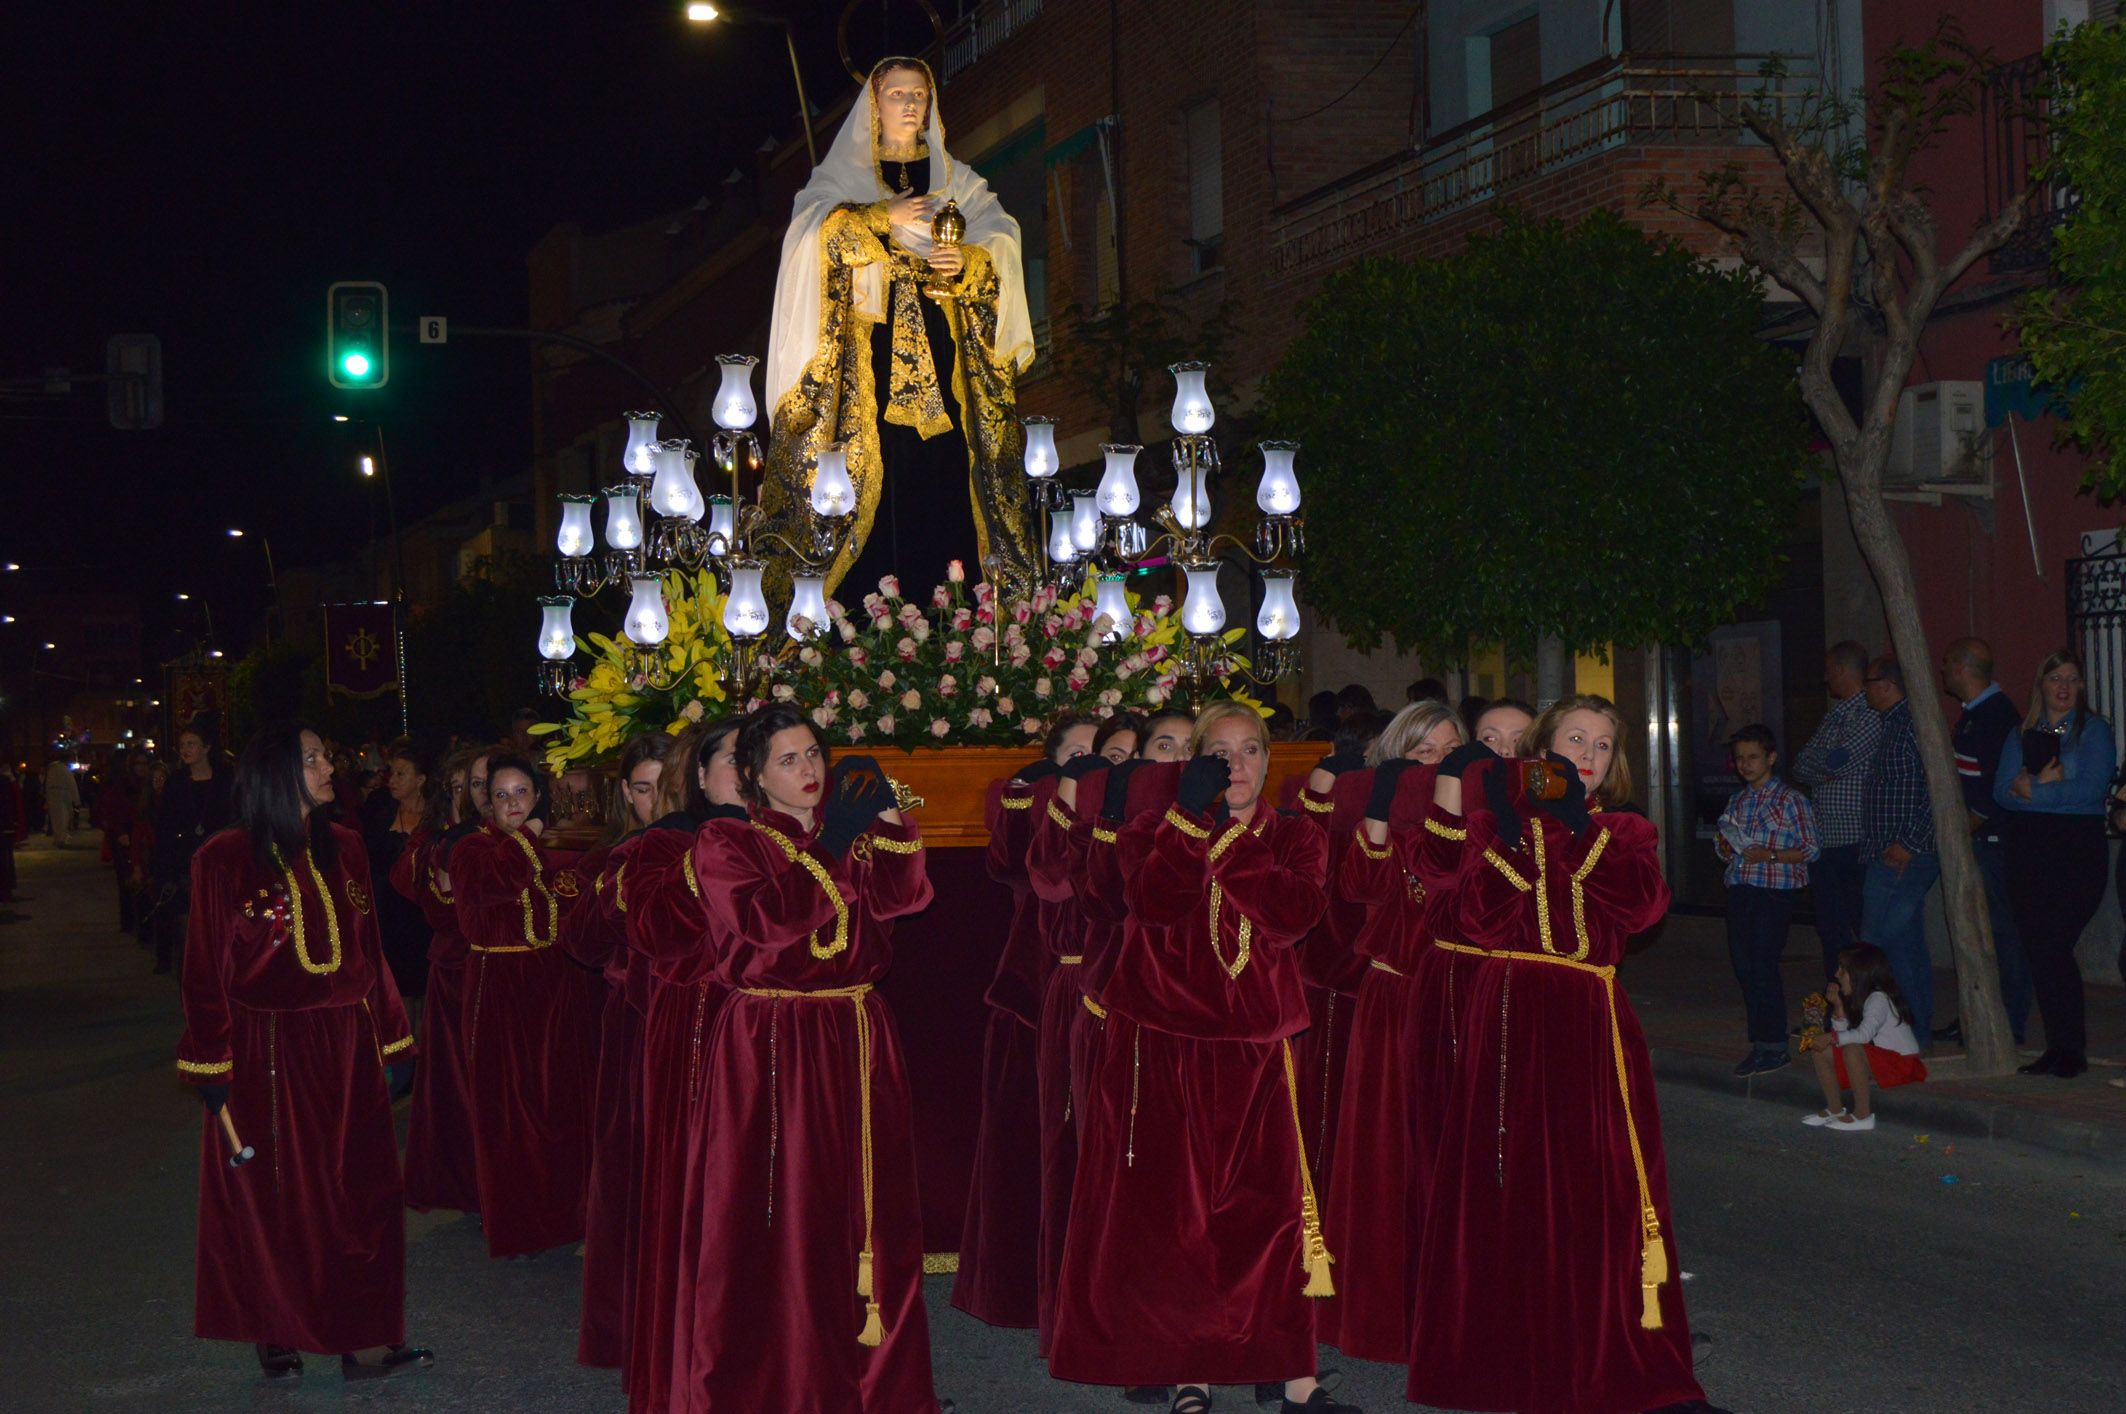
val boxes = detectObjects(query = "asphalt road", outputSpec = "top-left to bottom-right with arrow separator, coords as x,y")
3,843 -> 2121,1413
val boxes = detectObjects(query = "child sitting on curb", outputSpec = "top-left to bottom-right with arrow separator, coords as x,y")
1804,942 -> 1927,1131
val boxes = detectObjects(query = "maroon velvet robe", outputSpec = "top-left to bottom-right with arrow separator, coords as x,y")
1409,768 -> 1703,1414
1049,798 -> 1330,1387
950,774 -> 1048,1329
177,824 -> 413,1353
449,822 -> 597,1258
394,830 -> 481,1214
676,809 -> 939,1413
1286,772 -> 1370,1207
1317,766 -> 1441,1362
623,822 -> 724,1414
559,841 -> 639,1370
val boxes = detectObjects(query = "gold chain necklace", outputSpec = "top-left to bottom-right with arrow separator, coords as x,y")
271,845 -> 343,976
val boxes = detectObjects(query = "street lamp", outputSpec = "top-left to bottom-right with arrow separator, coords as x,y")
686,3 -> 817,166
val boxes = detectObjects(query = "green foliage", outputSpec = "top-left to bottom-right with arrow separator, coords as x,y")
402,553 -> 554,741
1259,209 -> 1811,666
1049,291 -> 1242,444
2019,19 -> 2126,497
224,641 -> 314,744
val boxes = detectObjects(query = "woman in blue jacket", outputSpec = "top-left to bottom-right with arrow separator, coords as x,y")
1995,649 -> 2115,1079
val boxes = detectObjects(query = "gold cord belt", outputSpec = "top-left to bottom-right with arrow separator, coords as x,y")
1058,954 -> 1083,965
1368,958 -> 1405,976
735,983 -> 886,1345
1279,1038 -> 1337,1299
1431,940 -> 1669,1330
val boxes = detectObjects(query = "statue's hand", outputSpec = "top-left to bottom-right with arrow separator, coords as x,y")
926,245 -> 965,279
886,190 -> 939,227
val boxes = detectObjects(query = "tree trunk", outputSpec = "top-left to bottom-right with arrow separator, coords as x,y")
1836,450 -> 2018,1075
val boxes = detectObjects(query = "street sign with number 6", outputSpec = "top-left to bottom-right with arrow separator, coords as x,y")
419,317 -> 448,344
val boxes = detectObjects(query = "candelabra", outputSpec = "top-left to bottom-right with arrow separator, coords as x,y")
1017,362 -> 1308,693
535,353 -> 857,699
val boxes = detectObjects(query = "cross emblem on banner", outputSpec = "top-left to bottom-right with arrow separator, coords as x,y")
346,627 -> 383,671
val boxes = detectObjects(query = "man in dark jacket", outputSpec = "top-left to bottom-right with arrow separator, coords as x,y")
1937,638 -> 2030,1045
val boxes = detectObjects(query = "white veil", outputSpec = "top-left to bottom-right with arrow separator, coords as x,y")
764,58 -> 1035,415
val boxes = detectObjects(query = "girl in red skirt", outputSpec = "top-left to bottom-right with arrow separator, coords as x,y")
1804,942 -> 1927,1131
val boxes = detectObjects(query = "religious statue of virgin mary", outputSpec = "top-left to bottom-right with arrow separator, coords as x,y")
761,56 -> 1038,598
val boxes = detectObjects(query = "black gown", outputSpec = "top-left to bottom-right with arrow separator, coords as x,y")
844,154 -> 982,600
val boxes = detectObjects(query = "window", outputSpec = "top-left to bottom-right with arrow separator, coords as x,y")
1488,14 -> 1541,112
1184,100 -> 1224,275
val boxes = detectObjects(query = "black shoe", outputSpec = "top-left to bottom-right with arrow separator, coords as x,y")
1123,1391 -> 1172,1407
1171,1387 -> 1211,1414
2018,1050 -> 2060,1076
1281,1390 -> 1362,1413
341,1345 -> 434,1381
255,1344 -> 301,1380
1256,1383 -> 1284,1405
2054,1051 -> 2089,1079
1932,1019 -> 1964,1045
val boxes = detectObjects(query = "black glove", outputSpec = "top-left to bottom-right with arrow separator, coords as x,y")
1482,755 -> 1523,853
436,816 -> 480,867
1101,759 -> 1148,821
1317,750 -> 1366,778
1175,754 -> 1232,817
1015,759 -> 1061,784
1438,740 -> 1498,781
197,1083 -> 230,1115
1532,751 -> 1592,836
700,802 -> 749,823
819,756 -> 890,858
387,1061 -> 414,1101
1366,757 -> 1419,821
1059,754 -> 1106,781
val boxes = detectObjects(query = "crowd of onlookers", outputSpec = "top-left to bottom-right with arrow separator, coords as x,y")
1715,637 -> 2123,1114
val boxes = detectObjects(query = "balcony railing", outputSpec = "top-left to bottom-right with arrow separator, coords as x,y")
1984,52 -> 2074,274
940,0 -> 1042,82
1269,55 -> 1819,278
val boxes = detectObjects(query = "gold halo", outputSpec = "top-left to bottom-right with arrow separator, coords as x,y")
837,0 -> 945,86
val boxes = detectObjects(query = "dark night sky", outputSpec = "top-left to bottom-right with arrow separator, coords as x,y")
4,0 -> 944,667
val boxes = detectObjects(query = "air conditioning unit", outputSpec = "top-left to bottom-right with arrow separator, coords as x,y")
1885,380 -> 1986,488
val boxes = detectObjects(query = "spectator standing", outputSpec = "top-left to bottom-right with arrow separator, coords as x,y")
150,720 -> 236,976
1857,657 -> 1941,1043
1717,725 -> 1821,1076
1936,638 -> 2030,1046
1995,649 -> 2114,1080
1792,642 -> 1884,977
43,756 -> 81,846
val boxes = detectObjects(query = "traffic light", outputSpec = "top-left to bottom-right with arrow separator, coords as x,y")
327,281 -> 389,389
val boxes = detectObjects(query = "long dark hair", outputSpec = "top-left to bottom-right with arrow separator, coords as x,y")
607,730 -> 675,845
736,705 -> 824,809
685,718 -> 743,817
1041,711 -> 1097,763
1092,713 -> 1143,759
1838,942 -> 1910,1028
234,724 -> 338,876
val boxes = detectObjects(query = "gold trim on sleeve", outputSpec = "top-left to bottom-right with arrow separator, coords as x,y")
1300,793 -> 1336,814
1353,827 -> 1393,861
1483,847 -> 1531,891
1000,795 -> 1034,811
176,1057 -> 234,1075
1424,816 -> 1467,841
1207,822 -> 1247,862
380,1034 -> 414,1057
1046,799 -> 1072,829
1164,806 -> 1211,839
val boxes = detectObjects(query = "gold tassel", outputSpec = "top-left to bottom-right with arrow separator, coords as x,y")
857,1247 -> 875,1299
1300,1193 -> 1337,1299
1638,1207 -> 1668,1330
858,1299 -> 885,1347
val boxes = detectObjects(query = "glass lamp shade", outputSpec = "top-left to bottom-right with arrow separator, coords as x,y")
603,484 -> 644,551
1069,492 -> 1101,553
537,597 -> 577,661
1256,441 -> 1302,515
1047,513 -> 1080,564
1096,443 -> 1142,517
811,446 -> 856,518
1169,361 -> 1215,435
680,446 -> 706,521
1169,470 -> 1212,530
556,496 -> 597,557
1256,570 -> 1301,641
723,561 -> 771,639
623,576 -> 670,646
622,412 -> 661,476
1093,574 -> 1132,643
648,441 -> 696,518
713,354 -> 759,430
1180,563 -> 1226,636
1022,416 -> 1060,479
705,495 -> 735,555
787,574 -> 829,639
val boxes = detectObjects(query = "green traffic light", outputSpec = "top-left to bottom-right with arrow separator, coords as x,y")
342,352 -> 372,378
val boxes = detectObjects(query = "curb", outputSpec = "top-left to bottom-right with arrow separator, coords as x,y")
1649,1045 -> 2122,1160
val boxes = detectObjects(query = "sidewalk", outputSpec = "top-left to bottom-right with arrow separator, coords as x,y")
1630,912 -> 2126,1158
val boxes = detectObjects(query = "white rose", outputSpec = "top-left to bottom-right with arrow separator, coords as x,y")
848,689 -> 870,710
900,688 -> 922,711
929,718 -> 951,738
997,696 -> 1016,715
877,714 -> 897,734
878,670 -> 897,691
680,699 -> 706,722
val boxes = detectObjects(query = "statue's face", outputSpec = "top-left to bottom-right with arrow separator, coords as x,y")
874,66 -> 930,149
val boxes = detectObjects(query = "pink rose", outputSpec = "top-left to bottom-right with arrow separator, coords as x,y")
877,714 -> 897,734
899,688 -> 922,711
1146,686 -> 1167,705
811,706 -> 838,728
1099,688 -> 1122,707
976,676 -> 997,696
896,602 -> 924,627
1066,669 -> 1089,691
837,618 -> 858,643
972,626 -> 996,652
1009,645 -> 1032,669
1042,647 -> 1067,669
996,696 -> 1017,715
969,707 -> 994,728
1021,717 -> 1043,735
1034,677 -> 1053,700
848,646 -> 868,666
929,718 -> 951,738
1076,647 -> 1100,670
910,620 -> 931,642
896,636 -> 919,661
951,607 -> 972,631
771,683 -> 796,701
948,559 -> 966,584
847,720 -> 867,740
938,674 -> 958,697
877,670 -> 897,690
827,688 -> 842,706
863,593 -> 888,622
944,640 -> 966,663
974,581 -> 994,603
1012,602 -> 1033,625
932,585 -> 951,609
1151,595 -> 1173,616
879,575 -> 901,599
847,689 -> 870,710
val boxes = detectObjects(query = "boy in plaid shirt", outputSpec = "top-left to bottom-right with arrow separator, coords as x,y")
1717,724 -> 1822,1076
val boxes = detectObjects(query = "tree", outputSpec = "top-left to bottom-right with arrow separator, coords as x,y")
1048,291 -> 1241,445
1259,208 -> 1810,670
1647,24 -> 2030,1074
402,553 -> 554,741
2017,19 -> 2126,495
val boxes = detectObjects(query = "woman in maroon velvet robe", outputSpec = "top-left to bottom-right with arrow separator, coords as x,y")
621,719 -> 747,1413
561,731 -> 672,1371
1051,704 -> 1357,1414
448,752 -> 597,1259
675,708 -> 940,1412
953,714 -> 1095,1330
1410,695 -> 1706,1414
396,750 -> 480,1215
176,725 -> 431,1381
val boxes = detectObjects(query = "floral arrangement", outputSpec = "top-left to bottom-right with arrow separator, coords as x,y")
534,563 -> 1262,770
